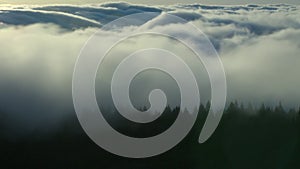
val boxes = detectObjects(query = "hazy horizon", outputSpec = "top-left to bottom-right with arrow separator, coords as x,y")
1,0 -> 300,5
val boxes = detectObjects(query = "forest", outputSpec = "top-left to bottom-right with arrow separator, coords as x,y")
0,102 -> 300,169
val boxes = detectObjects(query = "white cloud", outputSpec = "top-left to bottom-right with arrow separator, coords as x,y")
0,2 -> 299,135
0,24 -> 96,136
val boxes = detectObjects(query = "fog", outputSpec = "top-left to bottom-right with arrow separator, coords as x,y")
0,2 -> 299,136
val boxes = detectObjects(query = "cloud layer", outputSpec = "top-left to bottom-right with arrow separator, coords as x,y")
0,2 -> 300,136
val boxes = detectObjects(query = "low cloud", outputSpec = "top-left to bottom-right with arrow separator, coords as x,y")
0,2 -> 299,135
0,24 -> 95,136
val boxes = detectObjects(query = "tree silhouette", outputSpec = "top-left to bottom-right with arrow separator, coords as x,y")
0,102 -> 299,169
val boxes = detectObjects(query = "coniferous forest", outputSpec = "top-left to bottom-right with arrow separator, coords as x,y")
0,102 -> 300,169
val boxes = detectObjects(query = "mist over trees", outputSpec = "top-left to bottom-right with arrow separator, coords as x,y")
0,102 -> 299,169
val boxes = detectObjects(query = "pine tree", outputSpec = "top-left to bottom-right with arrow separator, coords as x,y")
205,101 -> 211,112
246,102 -> 254,114
227,102 -> 238,114
259,103 -> 267,116
275,101 -> 284,114
199,104 -> 205,114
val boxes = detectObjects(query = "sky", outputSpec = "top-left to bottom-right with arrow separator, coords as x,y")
1,0 -> 300,5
